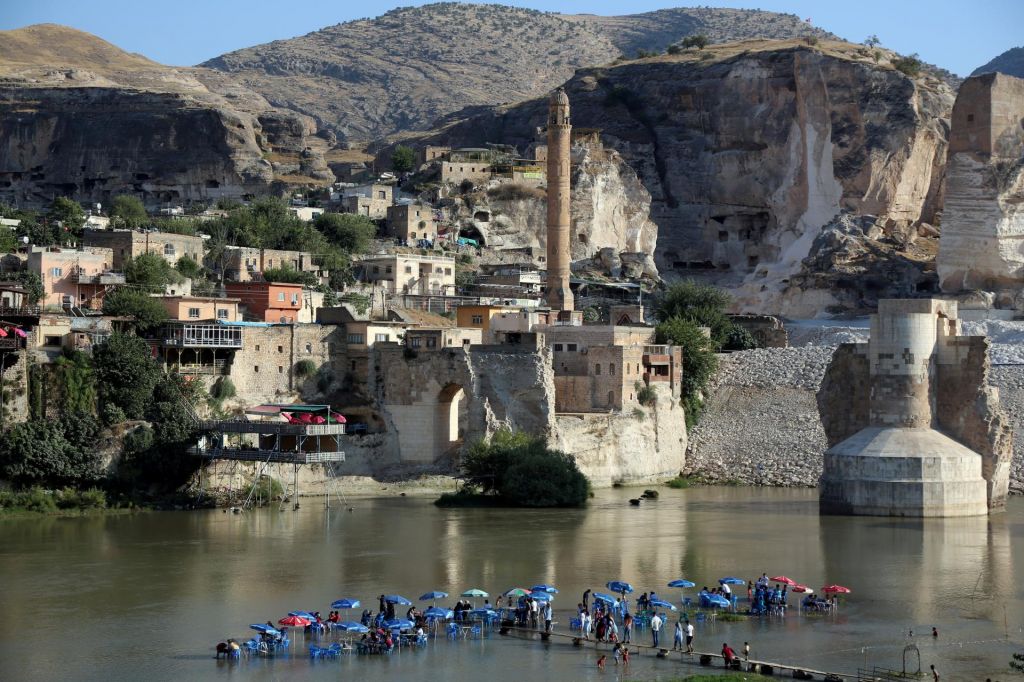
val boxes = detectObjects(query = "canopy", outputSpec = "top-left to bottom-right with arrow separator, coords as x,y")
384,618 -> 415,630
289,611 -> 318,620
702,594 -> 730,608
338,622 -> 369,633
770,576 -> 797,586
593,592 -> 617,604
529,592 -> 553,602
461,588 -> 489,598
719,577 -> 745,585
384,595 -> 413,605
606,581 -> 634,594
531,584 -> 558,594
278,615 -> 311,627
822,585 -> 851,594
503,587 -> 531,597
249,624 -> 280,635
649,599 -> 677,611
667,579 -> 696,588
424,607 -> 454,620
331,599 -> 360,609
419,591 -> 448,601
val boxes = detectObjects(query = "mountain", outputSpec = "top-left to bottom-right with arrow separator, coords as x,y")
0,24 -> 334,208
973,47 -> 1024,78
201,2 -> 832,142
394,39 -> 955,316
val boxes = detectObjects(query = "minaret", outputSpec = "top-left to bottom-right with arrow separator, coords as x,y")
545,88 -> 574,313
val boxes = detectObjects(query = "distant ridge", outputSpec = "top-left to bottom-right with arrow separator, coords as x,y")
973,46 -> 1024,78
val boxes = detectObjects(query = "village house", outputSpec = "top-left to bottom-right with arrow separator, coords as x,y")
223,281 -> 303,323
356,253 -> 455,296
342,184 -> 393,219
441,148 -> 493,185
385,203 -> 437,244
27,246 -> 122,308
156,295 -> 240,322
211,246 -> 327,284
83,228 -> 205,269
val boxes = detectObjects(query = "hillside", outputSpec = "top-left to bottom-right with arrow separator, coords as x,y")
973,46 -> 1024,78
202,2 -> 832,142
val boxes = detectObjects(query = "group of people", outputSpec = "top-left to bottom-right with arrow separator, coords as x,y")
748,576 -> 789,615
510,596 -> 553,631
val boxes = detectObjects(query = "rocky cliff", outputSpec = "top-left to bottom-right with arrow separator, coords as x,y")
202,2 -> 831,142
937,73 -> 1024,297
404,40 -> 955,315
0,25 -> 333,208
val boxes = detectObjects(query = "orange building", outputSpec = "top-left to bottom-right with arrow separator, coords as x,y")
157,295 -> 240,322
223,281 -> 303,323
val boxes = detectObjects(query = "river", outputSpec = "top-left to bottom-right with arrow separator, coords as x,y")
1,487 -> 1021,681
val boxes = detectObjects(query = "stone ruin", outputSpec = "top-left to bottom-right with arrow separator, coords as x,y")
817,299 -> 1012,516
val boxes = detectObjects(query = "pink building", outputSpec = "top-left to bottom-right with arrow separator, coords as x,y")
27,246 -> 121,308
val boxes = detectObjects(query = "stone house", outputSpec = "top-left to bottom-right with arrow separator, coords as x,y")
82,229 -> 205,269
386,203 -> 436,244
405,326 -> 481,351
210,246 -> 327,284
356,254 -> 455,296
342,184 -> 393,219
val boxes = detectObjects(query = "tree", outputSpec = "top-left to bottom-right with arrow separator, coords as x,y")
391,145 -> 416,173
109,195 -> 148,228
0,413 -> 103,487
314,212 -> 377,254
124,253 -> 184,289
656,280 -> 734,346
892,53 -> 922,77
174,255 -> 204,280
102,288 -> 169,330
864,34 -> 881,48
263,264 -> 318,286
655,316 -> 720,427
53,350 -> 96,414
93,332 -> 162,420
14,270 -> 44,305
47,197 -> 85,242
681,34 -> 710,50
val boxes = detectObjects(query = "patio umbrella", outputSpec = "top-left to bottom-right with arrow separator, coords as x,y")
289,611 -> 319,620
529,591 -> 553,602
791,584 -> 810,593
649,599 -> 677,611
249,624 -> 280,635
420,591 -> 448,601
593,592 -> 617,604
384,618 -> 415,630
461,588 -> 489,598
531,584 -> 558,594
384,594 -> 413,605
822,585 -> 851,594
338,622 -> 369,633
704,594 -> 730,608
424,607 -> 453,620
667,579 -> 696,588
718,577 -> 745,585
503,587 -> 531,598
770,576 -> 797,585
606,581 -> 634,594
331,599 -> 360,609
278,615 -> 311,627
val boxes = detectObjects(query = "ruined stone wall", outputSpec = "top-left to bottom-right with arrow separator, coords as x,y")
817,344 -> 871,447
226,323 -> 334,404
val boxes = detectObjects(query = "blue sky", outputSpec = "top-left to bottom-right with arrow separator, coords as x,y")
2,0 -> 1020,76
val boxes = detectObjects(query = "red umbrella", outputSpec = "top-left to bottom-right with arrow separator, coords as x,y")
791,584 -> 810,593
822,585 -> 851,594
278,615 -> 311,627
769,576 -> 797,585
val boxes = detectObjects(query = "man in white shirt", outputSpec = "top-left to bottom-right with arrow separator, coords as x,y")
650,612 -> 663,648
685,620 -> 695,653
722,583 -> 732,597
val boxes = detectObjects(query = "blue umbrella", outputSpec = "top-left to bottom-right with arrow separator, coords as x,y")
650,599 -> 678,611
719,577 -> 745,586
338,621 -> 369,633
593,592 -> 617,604
384,595 -> 413,605
249,624 -> 280,635
529,591 -> 553,602
607,581 -> 634,594
668,579 -> 696,588
384,618 -> 415,630
419,591 -> 448,601
331,598 -> 360,609
424,607 -> 453,620
289,611 -> 318,620
531,584 -> 559,594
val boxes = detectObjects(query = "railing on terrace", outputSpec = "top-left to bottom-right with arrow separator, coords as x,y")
197,420 -> 346,436
169,360 -> 230,376
0,337 -> 25,351
0,305 -> 41,317
643,345 -> 669,355
162,323 -> 243,348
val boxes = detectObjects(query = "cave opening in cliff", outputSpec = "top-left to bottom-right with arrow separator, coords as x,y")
459,226 -> 486,246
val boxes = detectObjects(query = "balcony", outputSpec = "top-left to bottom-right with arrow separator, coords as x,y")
74,270 -> 125,285
162,323 -> 243,348
0,337 -> 26,351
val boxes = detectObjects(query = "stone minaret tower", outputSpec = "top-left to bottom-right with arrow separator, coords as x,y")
545,88 -> 573,313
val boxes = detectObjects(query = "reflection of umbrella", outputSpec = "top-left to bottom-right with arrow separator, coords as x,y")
531,584 -> 558,594
420,591 -> 448,601
606,581 -> 634,594
770,576 -> 797,585
384,595 -> 413,605
667,579 -> 696,588
278,615 -> 311,627
338,622 -> 369,633
461,589 -> 489,598
822,585 -> 851,594
331,599 -> 360,609
649,599 -> 677,611
792,585 -> 810,593
424,607 -> 453,620
249,624 -> 280,635
384,618 -> 415,630
719,577 -> 745,585
593,592 -> 617,604
503,587 -> 531,597
529,591 -> 553,602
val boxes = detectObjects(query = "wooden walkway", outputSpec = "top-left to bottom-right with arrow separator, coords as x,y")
498,626 -> 849,679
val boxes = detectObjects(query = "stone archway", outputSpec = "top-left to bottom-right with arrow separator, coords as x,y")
437,383 -> 466,455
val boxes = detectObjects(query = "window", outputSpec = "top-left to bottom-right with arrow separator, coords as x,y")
350,360 -> 356,371
378,190 -> 386,199
51,267 -> 63,277
255,344 -> 260,351
610,363 -> 615,376
411,337 -> 422,348
463,338 -> 471,345
405,266 -> 413,274
567,344 -> 578,352
44,335 -> 62,347
445,267 -> 452,275
375,333 -> 389,343
277,345 -> 283,353
554,344 -> 563,351
385,266 -> 392,274
347,333 -> 364,344
254,366 -> 259,373
411,232 -> 417,240
187,307 -> 201,319
426,337 -> 437,348
164,244 -> 175,256
291,294 -> 298,305
471,315 -> 483,325
595,363 -> 602,375
373,266 -> 380,274
278,366 -> 283,373
305,343 -> 312,353
217,309 -> 228,320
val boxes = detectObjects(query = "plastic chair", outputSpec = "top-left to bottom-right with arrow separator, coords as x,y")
470,625 -> 482,639
446,622 -> 459,640
569,617 -> 582,631
229,648 -> 241,660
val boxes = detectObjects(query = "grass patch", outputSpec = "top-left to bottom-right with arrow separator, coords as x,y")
665,475 -> 700,489
716,612 -> 746,622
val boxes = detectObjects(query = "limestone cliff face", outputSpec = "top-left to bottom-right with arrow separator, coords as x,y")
456,144 -> 658,273
409,40 -> 954,316
0,25 -> 333,208
937,73 -> 1024,294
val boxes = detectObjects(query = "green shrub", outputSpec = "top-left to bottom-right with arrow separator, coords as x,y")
636,381 -> 657,407
78,487 -> 107,509
632,408 -> 646,421
681,34 -> 709,49
210,377 -> 236,401
655,317 -> 719,426
21,487 -> 57,513
252,475 -> 283,503
893,53 -> 922,77
665,476 -> 691,489
722,325 -> 758,351
101,403 -> 127,427
294,359 -> 317,378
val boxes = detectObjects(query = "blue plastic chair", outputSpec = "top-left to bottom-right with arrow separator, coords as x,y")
470,625 -> 482,639
229,648 -> 241,660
